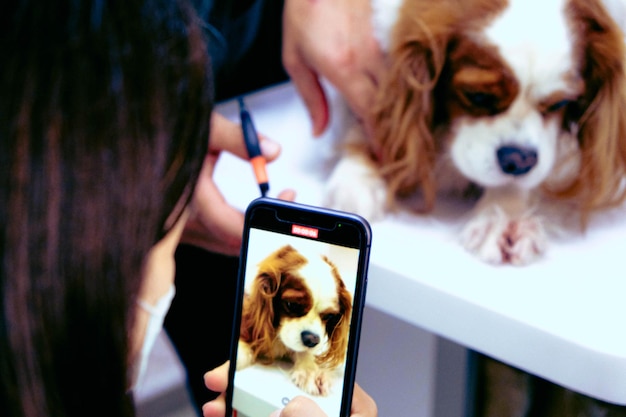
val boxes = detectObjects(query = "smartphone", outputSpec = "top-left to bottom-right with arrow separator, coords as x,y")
226,197 -> 372,417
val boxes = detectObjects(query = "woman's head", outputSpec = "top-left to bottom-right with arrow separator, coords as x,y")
0,1 -> 212,416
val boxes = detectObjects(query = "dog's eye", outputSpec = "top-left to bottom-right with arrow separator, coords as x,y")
545,99 -> 571,113
463,92 -> 496,108
322,313 -> 340,324
460,91 -> 500,114
283,301 -> 305,316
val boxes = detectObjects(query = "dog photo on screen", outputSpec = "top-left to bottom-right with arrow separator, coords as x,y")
236,244 -> 353,397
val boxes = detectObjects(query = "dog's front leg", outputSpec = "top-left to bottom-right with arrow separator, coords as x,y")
322,124 -> 388,220
460,187 -> 547,265
290,352 -> 334,396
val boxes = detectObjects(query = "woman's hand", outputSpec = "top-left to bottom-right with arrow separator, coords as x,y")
270,384 -> 377,417
201,362 -> 377,417
201,361 -> 229,417
282,0 -> 384,136
181,113 -> 295,255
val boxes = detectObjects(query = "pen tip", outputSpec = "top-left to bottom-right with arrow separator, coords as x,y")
260,183 -> 269,197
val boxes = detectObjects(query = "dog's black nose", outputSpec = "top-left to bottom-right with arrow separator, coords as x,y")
497,145 -> 538,176
301,331 -> 320,348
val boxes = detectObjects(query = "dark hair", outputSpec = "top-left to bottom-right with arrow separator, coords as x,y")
0,1 -> 212,416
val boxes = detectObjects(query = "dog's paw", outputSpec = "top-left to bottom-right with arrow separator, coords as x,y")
503,217 -> 547,265
323,155 -> 387,221
460,208 -> 546,265
290,367 -> 333,396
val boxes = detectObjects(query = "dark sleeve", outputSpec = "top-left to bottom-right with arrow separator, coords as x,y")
163,2 -> 288,414
192,0 -> 288,101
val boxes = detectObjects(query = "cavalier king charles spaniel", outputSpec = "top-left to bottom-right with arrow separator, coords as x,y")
236,245 -> 352,396
324,0 -> 626,265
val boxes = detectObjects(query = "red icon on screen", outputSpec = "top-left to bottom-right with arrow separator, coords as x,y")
291,224 -> 319,238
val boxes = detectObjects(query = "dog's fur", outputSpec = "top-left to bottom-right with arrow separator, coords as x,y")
324,0 -> 626,265
236,245 -> 352,396
321,0 -> 626,414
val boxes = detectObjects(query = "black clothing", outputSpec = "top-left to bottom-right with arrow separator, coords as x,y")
193,0 -> 288,101
163,1 -> 288,414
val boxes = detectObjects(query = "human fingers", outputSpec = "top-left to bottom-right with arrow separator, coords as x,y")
351,383 -> 378,417
184,112 -> 297,254
203,361 -> 229,393
181,153 -> 244,255
269,396 -> 326,417
181,155 -> 297,254
308,3 -> 383,134
201,362 -> 229,417
182,185 -> 297,253
209,112 -> 282,162
269,384 -> 377,417
276,188 -> 297,202
282,25 -> 330,137
281,0 -> 384,135
282,0 -> 329,136
182,190 -> 297,253
283,55 -> 330,137
202,392 -> 226,417
179,214 -> 241,255
270,385 -> 378,417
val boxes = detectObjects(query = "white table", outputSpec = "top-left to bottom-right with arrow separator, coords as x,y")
214,82 -> 626,409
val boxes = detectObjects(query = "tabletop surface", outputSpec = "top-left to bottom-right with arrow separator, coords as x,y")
213,82 -> 626,405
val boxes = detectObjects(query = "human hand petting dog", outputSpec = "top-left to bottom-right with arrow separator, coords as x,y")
201,362 -> 378,417
282,0 -> 384,136
181,113 -> 295,255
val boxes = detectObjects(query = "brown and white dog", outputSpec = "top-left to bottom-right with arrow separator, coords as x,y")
324,0 -> 626,265
236,245 -> 352,396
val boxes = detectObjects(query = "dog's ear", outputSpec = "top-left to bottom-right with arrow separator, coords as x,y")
240,272 -> 278,361
240,245 -> 307,360
257,245 -> 308,274
318,257 -> 353,368
372,7 -> 455,212
563,1 -> 626,221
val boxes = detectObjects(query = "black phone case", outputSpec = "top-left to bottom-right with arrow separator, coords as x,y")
225,197 -> 372,417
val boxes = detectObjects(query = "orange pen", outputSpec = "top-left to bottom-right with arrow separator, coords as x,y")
238,96 -> 269,197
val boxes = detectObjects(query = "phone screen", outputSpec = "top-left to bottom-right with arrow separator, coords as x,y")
227,198 -> 371,417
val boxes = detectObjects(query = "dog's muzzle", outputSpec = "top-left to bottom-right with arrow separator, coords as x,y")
497,145 -> 538,176
301,330 -> 321,348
